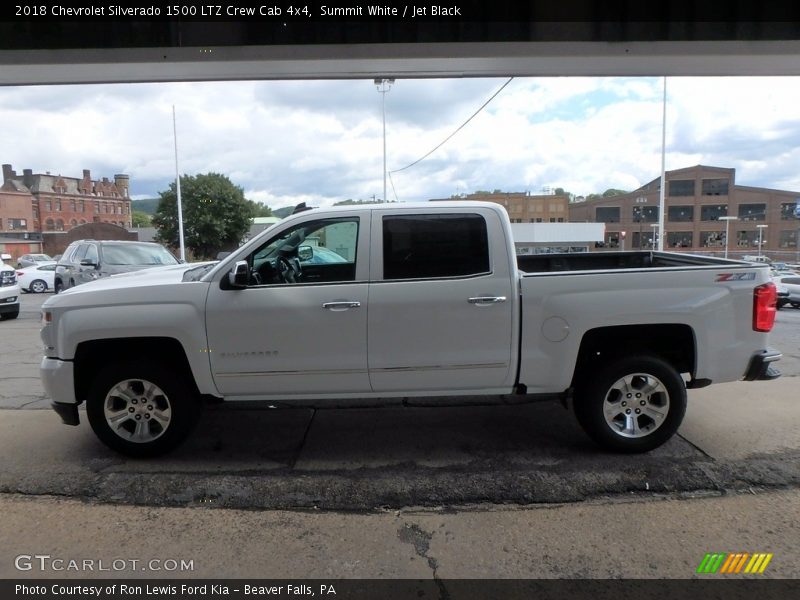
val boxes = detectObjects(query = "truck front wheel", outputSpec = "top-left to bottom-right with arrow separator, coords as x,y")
86,361 -> 200,457
573,355 -> 687,453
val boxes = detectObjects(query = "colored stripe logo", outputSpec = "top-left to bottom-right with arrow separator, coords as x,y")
697,553 -> 773,574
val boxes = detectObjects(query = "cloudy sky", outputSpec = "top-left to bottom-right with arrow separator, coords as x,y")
1,76 -> 799,209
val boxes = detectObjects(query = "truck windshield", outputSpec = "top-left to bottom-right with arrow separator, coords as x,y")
101,244 -> 179,266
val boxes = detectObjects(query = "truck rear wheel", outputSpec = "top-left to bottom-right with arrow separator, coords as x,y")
86,360 -> 200,457
573,355 -> 687,453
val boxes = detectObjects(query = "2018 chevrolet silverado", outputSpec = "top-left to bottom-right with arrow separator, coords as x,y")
40,202 -> 780,456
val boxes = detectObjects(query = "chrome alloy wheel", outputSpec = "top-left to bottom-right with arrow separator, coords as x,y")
602,372 -> 670,439
103,378 -> 172,443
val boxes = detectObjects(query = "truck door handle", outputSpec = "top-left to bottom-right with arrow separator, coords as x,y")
468,296 -> 507,305
322,301 -> 361,310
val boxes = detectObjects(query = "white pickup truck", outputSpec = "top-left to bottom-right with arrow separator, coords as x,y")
40,202 -> 781,457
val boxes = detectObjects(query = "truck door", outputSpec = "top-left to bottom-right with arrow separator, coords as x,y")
368,208 -> 516,393
205,213 -> 371,398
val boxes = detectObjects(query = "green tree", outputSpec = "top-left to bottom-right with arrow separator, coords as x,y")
152,173 -> 253,260
246,199 -> 273,217
131,210 -> 152,227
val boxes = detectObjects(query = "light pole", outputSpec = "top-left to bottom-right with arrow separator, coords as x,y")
719,216 -> 738,259
374,78 -> 394,202
757,224 -> 768,258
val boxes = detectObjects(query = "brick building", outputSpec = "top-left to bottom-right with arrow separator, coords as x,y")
433,191 -> 570,223
1,164 -> 132,236
569,165 -> 800,260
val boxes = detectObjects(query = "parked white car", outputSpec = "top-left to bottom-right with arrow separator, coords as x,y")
0,253 -> 20,320
774,274 -> 800,309
16,262 -> 56,293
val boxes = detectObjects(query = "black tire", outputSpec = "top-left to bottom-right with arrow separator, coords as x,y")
791,302 -> 800,309
0,309 -> 19,321
573,355 -> 687,453
30,279 -> 48,293
86,360 -> 200,457
54,279 -> 63,294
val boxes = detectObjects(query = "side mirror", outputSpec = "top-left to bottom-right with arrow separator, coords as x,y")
228,260 -> 249,288
298,245 -> 313,261
80,259 -> 97,267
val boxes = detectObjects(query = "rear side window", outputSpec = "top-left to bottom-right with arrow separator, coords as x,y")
382,214 -> 490,280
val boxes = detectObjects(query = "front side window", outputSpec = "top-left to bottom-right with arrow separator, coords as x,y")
246,217 -> 359,286
382,214 -> 489,280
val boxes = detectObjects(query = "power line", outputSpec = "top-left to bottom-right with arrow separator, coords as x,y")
389,77 -> 514,175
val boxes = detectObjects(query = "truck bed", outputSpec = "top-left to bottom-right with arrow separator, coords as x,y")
517,251 -> 746,273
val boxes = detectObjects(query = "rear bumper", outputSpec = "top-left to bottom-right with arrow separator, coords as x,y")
743,349 -> 782,381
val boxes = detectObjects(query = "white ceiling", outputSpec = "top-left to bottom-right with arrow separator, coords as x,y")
2,40 -> 800,85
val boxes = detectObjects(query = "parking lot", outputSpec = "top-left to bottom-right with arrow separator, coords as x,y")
1,291 -> 799,578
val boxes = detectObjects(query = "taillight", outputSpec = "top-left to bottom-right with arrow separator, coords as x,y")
753,283 -> 777,332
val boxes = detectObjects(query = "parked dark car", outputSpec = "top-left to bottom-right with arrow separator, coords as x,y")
54,240 -> 179,293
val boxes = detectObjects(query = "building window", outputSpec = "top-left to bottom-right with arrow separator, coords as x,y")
596,207 -> 620,223
536,218 -> 542,222
557,217 -> 564,222
94,201 -> 100,213
45,218 -> 55,231
549,218 -> 555,222
632,231 -> 656,249
669,180 -> 695,197
736,230 -> 763,248
44,200 -> 51,211
55,219 -> 64,231
668,206 -> 694,222
700,205 -> 728,221
667,231 -> 693,248
9,218 -> 27,230
79,200 -> 85,213
701,231 -> 725,248
70,200 -> 76,212
778,230 -> 797,248
702,179 -> 729,195
633,206 -> 658,223
55,199 -> 61,211
738,203 -> 766,222
781,201 -> 800,220
103,203 -> 109,213
70,219 -> 77,228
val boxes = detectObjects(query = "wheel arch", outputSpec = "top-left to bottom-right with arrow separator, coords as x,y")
570,323 -> 696,388
73,337 -> 203,403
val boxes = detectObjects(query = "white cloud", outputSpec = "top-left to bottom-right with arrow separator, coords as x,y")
1,76 -> 799,211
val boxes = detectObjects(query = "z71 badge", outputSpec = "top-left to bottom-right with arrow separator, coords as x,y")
716,272 -> 757,281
